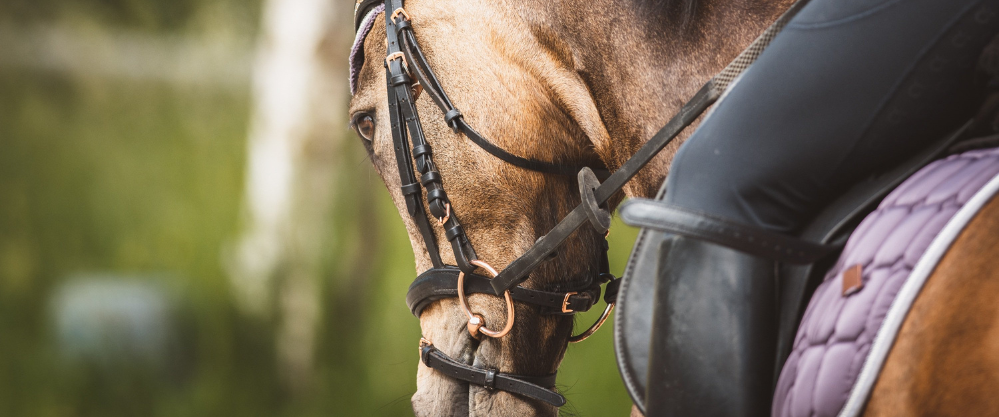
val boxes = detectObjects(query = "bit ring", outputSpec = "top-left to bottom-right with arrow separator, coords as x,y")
568,302 -> 614,343
457,260 -> 514,338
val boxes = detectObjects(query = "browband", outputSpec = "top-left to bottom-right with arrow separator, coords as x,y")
354,0 -> 383,31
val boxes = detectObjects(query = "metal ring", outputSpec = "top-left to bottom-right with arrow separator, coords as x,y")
568,302 -> 614,343
457,260 -> 515,338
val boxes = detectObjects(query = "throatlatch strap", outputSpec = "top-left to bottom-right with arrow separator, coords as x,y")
354,0 -> 383,31
420,344 -> 566,407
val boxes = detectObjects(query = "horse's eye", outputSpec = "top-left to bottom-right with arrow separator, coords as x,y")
352,113 -> 376,142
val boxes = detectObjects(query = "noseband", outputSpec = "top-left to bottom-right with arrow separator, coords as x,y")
353,0 -> 777,406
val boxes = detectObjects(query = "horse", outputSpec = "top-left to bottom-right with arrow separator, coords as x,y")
347,0 -> 999,415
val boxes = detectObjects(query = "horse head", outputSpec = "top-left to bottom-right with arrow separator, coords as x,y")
347,0 -> 790,414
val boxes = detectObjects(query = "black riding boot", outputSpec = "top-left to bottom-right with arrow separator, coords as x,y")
643,234 -> 778,417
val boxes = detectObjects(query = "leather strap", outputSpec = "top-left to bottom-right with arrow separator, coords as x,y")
488,0 -> 814,293
397,28 -> 608,178
386,0 -> 479,272
374,0 -> 813,294
385,21 -> 444,270
489,81 -> 722,293
406,267 -> 603,317
619,199 -> 840,264
420,344 -> 566,407
353,0 -> 383,31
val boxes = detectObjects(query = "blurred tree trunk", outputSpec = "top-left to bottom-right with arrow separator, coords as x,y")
226,0 -> 352,395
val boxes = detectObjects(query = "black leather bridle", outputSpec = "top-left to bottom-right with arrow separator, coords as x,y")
352,0 -> 802,407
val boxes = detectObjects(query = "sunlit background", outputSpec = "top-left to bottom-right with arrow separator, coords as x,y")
0,0 -> 638,415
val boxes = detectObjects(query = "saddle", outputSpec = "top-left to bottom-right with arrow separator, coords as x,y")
614,66 -> 999,416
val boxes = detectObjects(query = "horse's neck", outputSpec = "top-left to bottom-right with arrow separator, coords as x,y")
551,0 -> 794,198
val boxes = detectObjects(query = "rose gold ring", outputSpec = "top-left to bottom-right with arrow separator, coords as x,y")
568,302 -> 614,343
457,260 -> 515,339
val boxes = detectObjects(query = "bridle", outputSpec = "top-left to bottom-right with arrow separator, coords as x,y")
352,0 -> 803,407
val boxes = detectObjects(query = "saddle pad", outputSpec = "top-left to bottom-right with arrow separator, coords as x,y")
773,146 -> 999,417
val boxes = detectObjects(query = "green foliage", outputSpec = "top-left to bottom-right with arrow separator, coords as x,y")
0,0 -> 256,33
0,66 -> 290,416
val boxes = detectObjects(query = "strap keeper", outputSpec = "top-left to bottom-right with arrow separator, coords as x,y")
390,73 -> 411,87
445,224 -> 465,241
401,182 -> 421,196
394,19 -> 412,32
444,109 -> 463,132
429,199 -> 449,219
420,344 -> 433,366
420,171 -> 442,186
426,187 -> 447,203
483,369 -> 497,390
413,144 -> 433,158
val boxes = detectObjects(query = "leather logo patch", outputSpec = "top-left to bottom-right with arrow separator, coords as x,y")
842,264 -> 864,297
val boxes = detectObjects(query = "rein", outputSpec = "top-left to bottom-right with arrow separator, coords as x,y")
352,0 -> 811,406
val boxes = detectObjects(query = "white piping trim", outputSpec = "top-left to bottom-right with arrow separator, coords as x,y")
838,169 -> 999,417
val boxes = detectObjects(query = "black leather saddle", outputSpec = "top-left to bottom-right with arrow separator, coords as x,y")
612,116 -> 990,414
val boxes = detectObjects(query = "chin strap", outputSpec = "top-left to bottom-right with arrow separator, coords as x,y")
420,342 -> 566,407
410,237 -> 618,403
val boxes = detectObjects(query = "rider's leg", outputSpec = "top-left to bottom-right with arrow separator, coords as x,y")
666,0 -> 999,233
642,0 -> 999,416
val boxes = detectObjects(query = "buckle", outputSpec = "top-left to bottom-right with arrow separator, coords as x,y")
561,292 -> 577,313
390,7 -> 411,23
385,52 -> 409,73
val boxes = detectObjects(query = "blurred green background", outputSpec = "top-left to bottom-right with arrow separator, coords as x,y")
0,0 -> 638,415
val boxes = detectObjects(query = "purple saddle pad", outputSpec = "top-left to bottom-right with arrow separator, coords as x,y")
772,147 -> 999,417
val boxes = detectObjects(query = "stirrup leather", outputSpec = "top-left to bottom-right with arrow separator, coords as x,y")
619,199 -> 840,264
